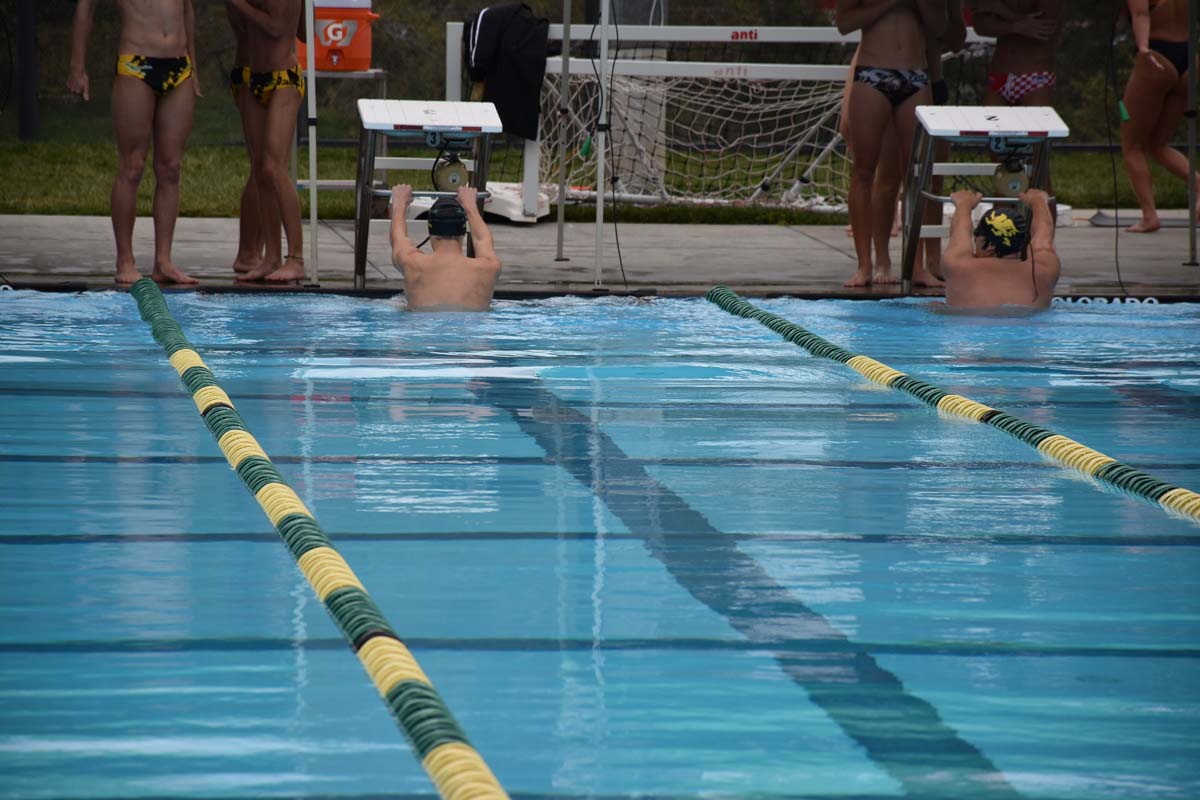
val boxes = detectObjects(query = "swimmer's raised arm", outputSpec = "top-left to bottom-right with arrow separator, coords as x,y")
389,184 -> 422,270
457,186 -> 501,272
943,190 -> 981,272
1020,188 -> 1058,264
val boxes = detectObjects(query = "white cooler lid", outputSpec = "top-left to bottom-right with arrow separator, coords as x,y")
314,0 -> 371,8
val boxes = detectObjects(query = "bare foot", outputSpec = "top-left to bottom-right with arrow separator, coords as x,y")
844,223 -> 854,238
844,267 -> 872,288
265,255 -> 304,283
1126,218 -> 1161,233
912,270 -> 945,288
872,268 -> 899,285
115,264 -> 142,286
237,260 -> 282,282
151,262 -> 198,285
231,257 -> 261,275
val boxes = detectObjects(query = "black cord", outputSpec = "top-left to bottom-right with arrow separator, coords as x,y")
1105,0 -> 1129,296
0,270 -> 12,288
607,0 -> 628,291
430,142 -> 447,190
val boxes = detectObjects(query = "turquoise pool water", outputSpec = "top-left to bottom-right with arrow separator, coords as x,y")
0,290 -> 1197,799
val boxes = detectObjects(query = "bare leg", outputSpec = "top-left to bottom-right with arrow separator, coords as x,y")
893,87 -> 942,288
845,84 -> 892,287
109,76 -> 155,285
1148,80 -> 1200,215
1121,52 -> 1179,233
871,124 -> 902,284
238,96 -> 284,282
149,78 -> 198,285
263,87 -> 305,282
232,87 -> 264,274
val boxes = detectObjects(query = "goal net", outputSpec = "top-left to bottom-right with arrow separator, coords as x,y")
540,52 -> 849,209
532,28 -> 856,211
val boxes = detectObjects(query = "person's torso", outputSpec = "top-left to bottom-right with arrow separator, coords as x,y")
988,0 -> 1061,73
856,5 -> 927,70
244,0 -> 302,72
404,254 -> 499,312
117,0 -> 189,57
1148,0 -> 1191,43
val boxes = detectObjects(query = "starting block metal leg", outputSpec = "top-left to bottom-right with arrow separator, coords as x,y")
901,128 -> 934,293
353,128 -> 377,290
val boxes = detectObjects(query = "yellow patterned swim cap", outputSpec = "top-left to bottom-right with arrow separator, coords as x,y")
973,209 -> 1028,257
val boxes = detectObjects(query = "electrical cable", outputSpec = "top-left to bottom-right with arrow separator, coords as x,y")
607,0 -> 629,291
586,4 -> 628,292
1104,0 -> 1129,296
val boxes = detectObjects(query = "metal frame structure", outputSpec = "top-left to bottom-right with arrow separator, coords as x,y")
900,105 -> 1069,294
351,99 -> 502,289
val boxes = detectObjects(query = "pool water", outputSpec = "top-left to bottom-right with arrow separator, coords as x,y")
1,291 -> 1197,799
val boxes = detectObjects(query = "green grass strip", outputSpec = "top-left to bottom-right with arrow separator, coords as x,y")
127,278 -> 507,797
705,285 -> 1199,519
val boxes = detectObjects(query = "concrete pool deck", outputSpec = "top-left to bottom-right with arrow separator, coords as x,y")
2,209 -> 1199,300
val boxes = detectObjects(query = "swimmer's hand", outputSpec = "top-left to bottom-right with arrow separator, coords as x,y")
67,68 -> 90,102
950,189 -> 982,209
456,185 -> 478,208
391,184 -> 414,212
1019,188 -> 1049,207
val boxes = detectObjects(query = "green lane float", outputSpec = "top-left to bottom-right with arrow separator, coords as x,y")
128,279 -> 509,800
705,285 -> 1200,522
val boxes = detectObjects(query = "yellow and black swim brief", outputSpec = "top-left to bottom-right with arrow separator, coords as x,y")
115,54 -> 193,95
248,65 -> 305,107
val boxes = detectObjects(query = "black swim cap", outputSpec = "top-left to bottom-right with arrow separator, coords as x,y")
428,197 -> 468,238
974,208 -> 1028,258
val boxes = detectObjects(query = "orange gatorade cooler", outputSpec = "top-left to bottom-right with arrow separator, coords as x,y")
297,0 -> 379,71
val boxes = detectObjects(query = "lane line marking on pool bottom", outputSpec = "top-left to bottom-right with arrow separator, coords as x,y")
128,279 -> 509,800
705,286 -> 1200,523
473,377 -> 1023,797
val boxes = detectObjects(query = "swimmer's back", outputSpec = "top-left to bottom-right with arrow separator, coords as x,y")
401,249 -> 501,312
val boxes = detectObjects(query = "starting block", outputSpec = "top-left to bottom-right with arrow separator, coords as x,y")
900,105 -> 1069,292
353,99 -> 503,288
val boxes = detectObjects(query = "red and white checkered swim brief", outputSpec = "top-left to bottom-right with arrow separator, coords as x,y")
985,71 -> 1057,105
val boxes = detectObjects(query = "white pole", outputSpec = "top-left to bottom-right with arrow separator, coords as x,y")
1186,0 -> 1197,265
304,1 -> 319,283
555,0 -> 572,261
592,0 -> 610,286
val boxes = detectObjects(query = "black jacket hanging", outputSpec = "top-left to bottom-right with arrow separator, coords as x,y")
463,3 -> 550,141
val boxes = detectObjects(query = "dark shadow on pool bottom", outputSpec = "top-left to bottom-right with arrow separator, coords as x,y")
471,377 -> 1023,800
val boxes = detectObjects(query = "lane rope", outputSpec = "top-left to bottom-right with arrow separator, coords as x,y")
705,286 -> 1200,522
129,279 -> 510,800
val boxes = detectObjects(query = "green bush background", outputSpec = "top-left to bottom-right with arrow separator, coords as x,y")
0,0 -> 1190,217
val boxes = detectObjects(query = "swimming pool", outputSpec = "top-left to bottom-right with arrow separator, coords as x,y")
1,289 -> 1197,799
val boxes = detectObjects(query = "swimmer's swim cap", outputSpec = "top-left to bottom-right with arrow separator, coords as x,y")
428,197 -> 468,238
974,208 -> 1027,258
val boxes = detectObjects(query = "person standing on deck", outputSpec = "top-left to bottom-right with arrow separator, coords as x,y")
836,0 -> 947,289
68,0 -> 202,286
225,0 -> 307,283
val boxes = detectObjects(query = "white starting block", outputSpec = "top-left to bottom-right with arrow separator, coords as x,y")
353,99 -> 504,288
900,105 -> 1070,292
